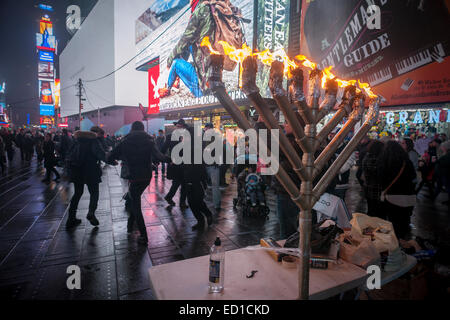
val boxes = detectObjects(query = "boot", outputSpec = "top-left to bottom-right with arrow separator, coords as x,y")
86,211 -> 100,226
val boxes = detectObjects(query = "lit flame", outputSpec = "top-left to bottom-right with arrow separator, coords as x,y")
218,41 -> 253,88
200,36 -> 220,55
200,37 -> 378,98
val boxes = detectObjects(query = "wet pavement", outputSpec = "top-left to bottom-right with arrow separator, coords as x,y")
0,150 -> 448,300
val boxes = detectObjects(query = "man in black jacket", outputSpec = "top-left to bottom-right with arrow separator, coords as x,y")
107,121 -> 170,245
161,121 -> 187,208
66,130 -> 106,229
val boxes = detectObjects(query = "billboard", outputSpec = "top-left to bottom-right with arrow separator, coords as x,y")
148,63 -> 160,114
299,0 -> 450,106
256,0 -> 291,98
40,116 -> 55,125
135,0 -> 254,111
36,32 -> 56,51
54,79 -> 60,108
40,105 -> 55,116
39,80 -> 54,106
39,51 -> 54,62
39,18 -> 53,35
38,61 -> 54,80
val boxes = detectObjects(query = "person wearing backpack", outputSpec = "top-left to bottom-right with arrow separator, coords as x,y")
66,129 -> 106,229
162,0 -> 247,98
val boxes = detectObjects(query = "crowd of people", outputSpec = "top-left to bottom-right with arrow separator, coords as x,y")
1,121 -> 449,246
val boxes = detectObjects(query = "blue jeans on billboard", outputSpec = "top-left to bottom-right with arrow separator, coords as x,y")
206,165 -> 221,209
276,193 -> 299,240
168,59 -> 203,98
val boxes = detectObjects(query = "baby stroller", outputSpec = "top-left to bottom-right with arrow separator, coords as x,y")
233,161 -> 269,218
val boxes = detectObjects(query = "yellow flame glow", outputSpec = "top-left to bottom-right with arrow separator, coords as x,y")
200,37 -> 378,98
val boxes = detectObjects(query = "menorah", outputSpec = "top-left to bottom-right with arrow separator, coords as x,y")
207,50 -> 380,299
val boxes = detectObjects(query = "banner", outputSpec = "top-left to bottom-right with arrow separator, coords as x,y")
256,0 -> 291,98
135,0 -> 254,111
300,0 -> 450,106
148,63 -> 160,114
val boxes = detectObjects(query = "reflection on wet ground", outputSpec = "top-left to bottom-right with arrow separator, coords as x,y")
0,156 -> 448,299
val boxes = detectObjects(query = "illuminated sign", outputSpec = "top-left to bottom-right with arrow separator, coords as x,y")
40,105 -> 55,116
36,33 -> 56,51
39,51 -> 54,62
40,18 -> 53,35
54,79 -> 60,107
38,4 -> 54,12
39,80 -> 54,105
380,109 -> 450,125
38,62 -> 54,80
0,82 -> 5,94
148,65 -> 160,114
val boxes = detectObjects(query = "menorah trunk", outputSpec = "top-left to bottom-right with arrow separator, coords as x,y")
208,53 -> 380,300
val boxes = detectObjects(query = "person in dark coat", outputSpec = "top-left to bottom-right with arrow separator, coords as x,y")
0,135 -> 6,174
161,120 -> 188,208
362,140 -> 385,219
34,131 -> 45,165
378,140 -> 417,240
432,141 -> 450,206
183,121 -> 213,230
59,128 -> 73,163
154,129 -> 166,176
23,132 -> 34,162
0,128 -> 15,163
356,135 -> 371,187
66,130 -> 106,229
107,121 -> 170,245
15,129 -> 25,161
42,133 -> 60,183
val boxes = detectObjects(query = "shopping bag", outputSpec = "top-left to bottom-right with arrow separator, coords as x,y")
339,231 -> 380,269
313,193 -> 352,229
350,213 -> 399,253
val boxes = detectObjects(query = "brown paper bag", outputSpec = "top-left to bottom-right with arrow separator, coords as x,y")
350,213 -> 399,253
339,232 -> 380,268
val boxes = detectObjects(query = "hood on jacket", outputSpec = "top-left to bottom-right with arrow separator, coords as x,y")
74,131 -> 97,140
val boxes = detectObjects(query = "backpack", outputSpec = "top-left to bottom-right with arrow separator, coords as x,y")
204,0 -> 249,71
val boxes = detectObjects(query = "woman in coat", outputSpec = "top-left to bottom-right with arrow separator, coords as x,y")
362,140 -> 385,219
42,133 -> 60,183
66,130 -> 106,228
378,140 -> 417,240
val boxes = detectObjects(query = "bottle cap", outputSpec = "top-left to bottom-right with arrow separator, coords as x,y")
214,237 -> 221,246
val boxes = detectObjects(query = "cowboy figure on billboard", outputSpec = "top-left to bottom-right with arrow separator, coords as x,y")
161,0 -> 246,98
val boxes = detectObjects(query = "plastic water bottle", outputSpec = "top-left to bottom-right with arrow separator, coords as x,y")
208,237 -> 224,293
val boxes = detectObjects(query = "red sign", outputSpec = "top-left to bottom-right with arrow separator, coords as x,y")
148,64 -> 160,114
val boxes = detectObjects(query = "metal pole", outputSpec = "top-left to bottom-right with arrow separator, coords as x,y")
78,78 -> 82,128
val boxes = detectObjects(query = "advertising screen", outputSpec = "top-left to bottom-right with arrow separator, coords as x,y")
40,116 -> 55,125
40,105 -> 55,116
256,0 -> 291,98
54,79 -> 60,108
135,0 -> 254,111
0,82 -> 5,94
38,62 -> 54,80
148,63 -> 160,114
39,80 -> 54,106
36,33 -> 56,52
39,51 -> 54,62
40,19 -> 53,35
299,0 -> 450,106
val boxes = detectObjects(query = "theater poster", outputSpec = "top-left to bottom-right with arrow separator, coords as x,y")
299,0 -> 450,106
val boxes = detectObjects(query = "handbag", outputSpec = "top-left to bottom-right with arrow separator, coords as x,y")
380,162 -> 417,207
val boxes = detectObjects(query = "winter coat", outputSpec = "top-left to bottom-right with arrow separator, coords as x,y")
166,1 -> 215,93
272,133 -> 302,194
23,134 -> 34,153
43,140 -> 57,168
59,134 -> 73,160
155,135 -> 165,151
68,131 -> 106,185
435,150 -> 450,179
379,158 -> 416,196
161,133 -> 184,181
362,152 -> 382,201
107,130 -> 169,182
